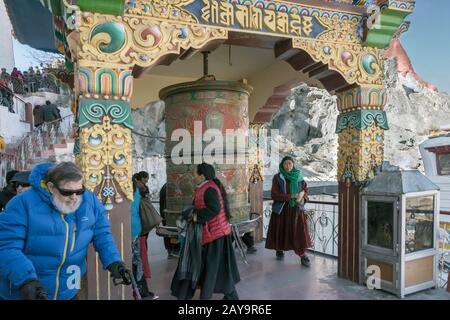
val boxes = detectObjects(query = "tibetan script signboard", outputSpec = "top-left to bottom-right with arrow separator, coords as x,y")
184,0 -> 328,38
126,0 -> 363,42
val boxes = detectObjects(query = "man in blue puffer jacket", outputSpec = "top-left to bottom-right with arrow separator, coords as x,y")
0,162 -> 131,300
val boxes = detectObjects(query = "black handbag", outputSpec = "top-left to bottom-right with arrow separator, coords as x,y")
139,196 -> 162,235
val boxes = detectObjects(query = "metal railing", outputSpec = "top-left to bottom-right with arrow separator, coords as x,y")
12,95 -> 27,122
263,198 -> 339,257
15,114 -> 75,170
1,71 -> 70,95
438,229 -> 450,288
0,83 -> 26,121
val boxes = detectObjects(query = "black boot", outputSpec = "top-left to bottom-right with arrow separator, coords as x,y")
301,256 -> 311,267
246,246 -> 257,254
276,250 -> 284,260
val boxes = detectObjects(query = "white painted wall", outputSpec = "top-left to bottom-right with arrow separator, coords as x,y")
0,106 -> 30,143
0,92 -> 72,143
133,155 -> 167,199
0,0 -> 15,72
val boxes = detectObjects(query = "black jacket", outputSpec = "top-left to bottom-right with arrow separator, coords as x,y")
42,103 -> 60,122
0,184 -> 16,211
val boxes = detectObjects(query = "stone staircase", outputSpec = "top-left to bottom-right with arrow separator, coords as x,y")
15,115 -> 75,170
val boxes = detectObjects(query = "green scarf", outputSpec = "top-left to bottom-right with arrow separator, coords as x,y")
279,164 -> 303,207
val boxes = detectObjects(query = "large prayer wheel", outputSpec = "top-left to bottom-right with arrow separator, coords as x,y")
160,78 -> 252,226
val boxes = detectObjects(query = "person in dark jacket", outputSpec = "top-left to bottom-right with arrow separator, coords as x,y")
171,162 -> 240,300
159,183 -> 180,258
43,100 -> 60,133
0,170 -> 18,211
265,156 -> 312,267
33,105 -> 44,130
10,171 -> 31,194
0,162 -> 132,300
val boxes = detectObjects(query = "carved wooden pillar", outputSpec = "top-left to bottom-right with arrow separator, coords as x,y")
74,62 -> 134,300
63,0 -> 229,297
336,85 -> 388,282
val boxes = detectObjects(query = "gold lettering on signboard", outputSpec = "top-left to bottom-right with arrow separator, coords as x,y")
263,9 -> 276,32
302,15 -> 313,36
276,11 -> 289,34
236,4 -> 250,29
250,6 -> 263,30
201,0 -> 220,24
199,0 -> 317,37
290,12 -> 302,36
220,1 -> 234,26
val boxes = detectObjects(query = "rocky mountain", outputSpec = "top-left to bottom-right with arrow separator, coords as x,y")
131,100 -> 166,198
266,41 -> 450,181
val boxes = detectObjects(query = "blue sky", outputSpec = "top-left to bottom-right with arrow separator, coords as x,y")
401,0 -> 450,94
13,1 -> 450,94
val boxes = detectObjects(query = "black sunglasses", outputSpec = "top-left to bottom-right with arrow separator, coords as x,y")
53,184 -> 86,197
17,183 -> 30,188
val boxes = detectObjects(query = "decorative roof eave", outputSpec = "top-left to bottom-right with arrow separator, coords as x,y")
4,0 -> 60,53
363,0 -> 416,49
40,0 -> 126,16
425,146 -> 450,155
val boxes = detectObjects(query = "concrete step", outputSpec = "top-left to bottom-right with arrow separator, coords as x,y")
34,149 -> 55,158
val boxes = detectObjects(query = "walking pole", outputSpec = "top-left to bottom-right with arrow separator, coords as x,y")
113,268 -> 142,300
232,224 -> 248,265
126,270 -> 142,300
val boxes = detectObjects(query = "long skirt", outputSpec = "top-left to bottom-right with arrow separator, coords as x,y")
171,234 -> 240,300
265,205 -> 312,253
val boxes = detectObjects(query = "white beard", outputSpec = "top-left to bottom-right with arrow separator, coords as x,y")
52,194 -> 82,214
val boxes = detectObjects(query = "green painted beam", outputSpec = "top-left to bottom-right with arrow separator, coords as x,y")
50,0 -> 63,16
364,8 -> 411,48
76,0 -> 125,16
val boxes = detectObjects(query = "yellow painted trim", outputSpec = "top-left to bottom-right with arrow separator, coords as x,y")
54,214 -> 69,300
96,252 -> 99,300
108,270 -> 111,300
121,223 -> 124,300
70,224 -> 77,252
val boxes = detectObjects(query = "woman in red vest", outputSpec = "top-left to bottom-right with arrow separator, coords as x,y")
171,163 -> 240,300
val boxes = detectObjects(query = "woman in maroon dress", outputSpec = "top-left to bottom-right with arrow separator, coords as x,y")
265,156 -> 312,267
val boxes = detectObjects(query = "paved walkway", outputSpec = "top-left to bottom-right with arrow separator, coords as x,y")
145,231 -> 450,300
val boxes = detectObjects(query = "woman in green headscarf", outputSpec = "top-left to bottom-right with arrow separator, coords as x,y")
265,156 -> 312,267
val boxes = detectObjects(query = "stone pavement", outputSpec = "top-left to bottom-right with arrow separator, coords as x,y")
144,231 -> 450,300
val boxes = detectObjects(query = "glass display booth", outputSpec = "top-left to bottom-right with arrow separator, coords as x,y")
360,170 -> 440,298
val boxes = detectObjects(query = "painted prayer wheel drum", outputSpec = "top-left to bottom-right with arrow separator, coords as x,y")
160,79 -> 253,227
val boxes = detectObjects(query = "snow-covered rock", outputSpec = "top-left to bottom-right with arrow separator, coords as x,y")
132,100 -> 167,197
266,42 -> 450,180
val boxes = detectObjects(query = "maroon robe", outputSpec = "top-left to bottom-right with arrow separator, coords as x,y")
265,175 -> 312,256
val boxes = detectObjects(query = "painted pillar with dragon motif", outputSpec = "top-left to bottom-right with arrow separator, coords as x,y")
68,11 -> 135,299
336,85 -> 388,283
75,62 -> 134,300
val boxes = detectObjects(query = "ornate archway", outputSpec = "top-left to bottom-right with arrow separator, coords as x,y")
49,0 -> 415,297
